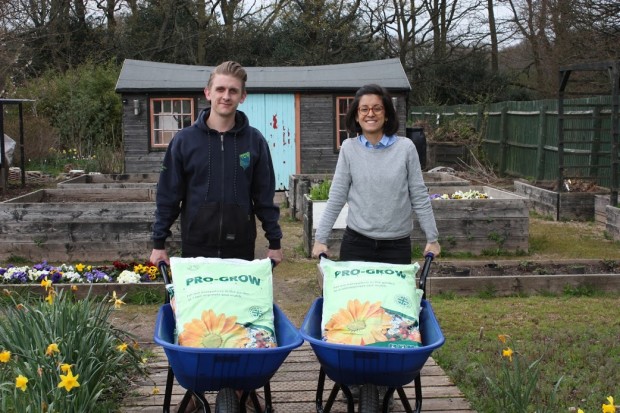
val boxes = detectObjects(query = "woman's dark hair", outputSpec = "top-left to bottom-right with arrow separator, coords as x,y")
345,84 -> 399,136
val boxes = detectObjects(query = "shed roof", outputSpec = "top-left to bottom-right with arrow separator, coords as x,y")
115,58 -> 411,93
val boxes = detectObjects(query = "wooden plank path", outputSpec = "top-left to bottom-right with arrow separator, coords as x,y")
122,343 -> 475,412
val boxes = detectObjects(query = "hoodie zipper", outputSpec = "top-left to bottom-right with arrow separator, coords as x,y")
217,132 -> 225,257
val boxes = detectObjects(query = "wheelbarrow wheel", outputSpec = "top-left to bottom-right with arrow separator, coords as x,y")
358,384 -> 379,413
215,388 -> 240,413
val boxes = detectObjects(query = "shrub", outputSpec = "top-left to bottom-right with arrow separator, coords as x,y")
0,287 -> 147,412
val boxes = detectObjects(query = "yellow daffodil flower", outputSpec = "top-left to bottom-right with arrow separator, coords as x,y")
15,375 -> 28,391
45,343 -> 60,356
58,369 -> 80,392
0,350 -> 10,363
498,334 -> 509,344
577,409 -> 584,413
75,263 -> 85,272
45,291 -> 54,305
602,396 -> 616,413
117,343 -> 128,352
109,291 -> 125,309
40,277 -> 52,290
152,386 -> 160,395
71,285 -> 78,292
59,363 -> 73,373
87,265 -> 92,271
502,347 -> 514,362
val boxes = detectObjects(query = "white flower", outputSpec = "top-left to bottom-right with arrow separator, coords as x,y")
117,270 -> 141,284
62,271 -> 83,283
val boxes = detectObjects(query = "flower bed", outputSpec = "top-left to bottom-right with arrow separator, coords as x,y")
303,185 -> 529,256
1,260 -> 161,285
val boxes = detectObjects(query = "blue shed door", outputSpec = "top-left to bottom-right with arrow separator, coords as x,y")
239,94 -> 296,191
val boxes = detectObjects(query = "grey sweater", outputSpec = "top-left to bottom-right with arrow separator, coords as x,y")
315,137 -> 439,244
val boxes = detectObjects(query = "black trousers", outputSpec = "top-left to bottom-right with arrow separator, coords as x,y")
339,227 -> 411,264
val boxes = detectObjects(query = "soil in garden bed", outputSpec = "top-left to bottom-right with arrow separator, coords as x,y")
432,259 -> 620,277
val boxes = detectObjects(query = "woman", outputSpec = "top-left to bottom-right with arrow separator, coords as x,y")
312,84 -> 441,264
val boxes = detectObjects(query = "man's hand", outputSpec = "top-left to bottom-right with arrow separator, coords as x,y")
267,248 -> 283,266
150,249 -> 170,266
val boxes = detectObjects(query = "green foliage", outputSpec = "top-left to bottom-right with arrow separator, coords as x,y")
309,180 -> 331,201
432,296 -> 620,412
562,283 -> 601,297
18,60 -> 122,165
0,289 -> 146,412
124,288 -> 165,305
481,335 -> 563,413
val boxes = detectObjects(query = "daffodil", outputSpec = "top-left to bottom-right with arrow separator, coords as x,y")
45,291 -> 54,304
59,363 -> 73,373
71,285 -> 78,292
75,263 -> 85,272
58,369 -> 80,392
502,347 -> 513,362
577,409 -> 584,413
152,386 -> 160,395
0,350 -> 10,363
45,343 -> 60,356
498,334 -> 509,344
40,277 -> 52,290
602,396 -> 616,413
15,375 -> 28,391
117,343 -> 128,352
108,291 -> 125,309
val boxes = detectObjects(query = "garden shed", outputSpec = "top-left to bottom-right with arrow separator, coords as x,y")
115,58 -> 411,190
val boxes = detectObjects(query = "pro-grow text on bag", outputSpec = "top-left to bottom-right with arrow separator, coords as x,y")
170,257 -> 276,348
320,258 -> 423,348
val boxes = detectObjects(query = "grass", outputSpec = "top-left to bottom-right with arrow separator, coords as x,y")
430,295 -> 619,412
528,216 -> 620,260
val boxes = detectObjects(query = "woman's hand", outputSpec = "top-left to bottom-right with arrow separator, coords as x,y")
423,241 -> 441,257
312,241 -> 329,258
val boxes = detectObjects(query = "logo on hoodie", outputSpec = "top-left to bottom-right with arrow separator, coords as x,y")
239,152 -> 250,170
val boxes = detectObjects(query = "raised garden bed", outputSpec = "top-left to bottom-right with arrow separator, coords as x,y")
288,172 -> 469,220
302,185 -> 529,257
514,180 -> 610,221
0,188 -> 180,262
57,173 -> 160,189
427,259 -> 620,295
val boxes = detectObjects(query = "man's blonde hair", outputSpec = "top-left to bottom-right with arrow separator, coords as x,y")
208,61 -> 247,92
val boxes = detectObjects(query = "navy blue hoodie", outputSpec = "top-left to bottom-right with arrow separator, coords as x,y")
152,108 -> 282,256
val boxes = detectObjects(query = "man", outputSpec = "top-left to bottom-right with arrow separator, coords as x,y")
150,61 -> 283,267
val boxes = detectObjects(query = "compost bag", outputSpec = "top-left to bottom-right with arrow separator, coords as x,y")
170,257 -> 277,348
320,257 -> 423,348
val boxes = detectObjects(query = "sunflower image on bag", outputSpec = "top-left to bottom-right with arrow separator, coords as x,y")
169,257 -> 277,349
320,257 -> 423,348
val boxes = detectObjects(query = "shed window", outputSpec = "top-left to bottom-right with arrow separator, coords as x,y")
336,96 -> 355,149
150,98 -> 194,148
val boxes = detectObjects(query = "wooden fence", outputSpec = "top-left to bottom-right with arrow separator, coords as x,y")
410,96 -> 618,190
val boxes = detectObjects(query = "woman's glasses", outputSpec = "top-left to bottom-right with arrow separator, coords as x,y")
358,105 -> 384,115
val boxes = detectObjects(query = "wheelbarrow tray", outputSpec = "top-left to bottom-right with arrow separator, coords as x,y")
300,297 -> 445,388
154,303 -> 303,392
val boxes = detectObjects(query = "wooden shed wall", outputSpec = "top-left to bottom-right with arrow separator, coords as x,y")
121,92 -> 408,178
298,93 -> 408,174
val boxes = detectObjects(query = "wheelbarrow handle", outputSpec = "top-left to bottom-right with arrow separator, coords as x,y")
419,253 -> 434,298
158,261 -> 172,304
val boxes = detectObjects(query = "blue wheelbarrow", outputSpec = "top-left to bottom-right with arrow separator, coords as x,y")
154,263 -> 304,413
300,255 -> 445,413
